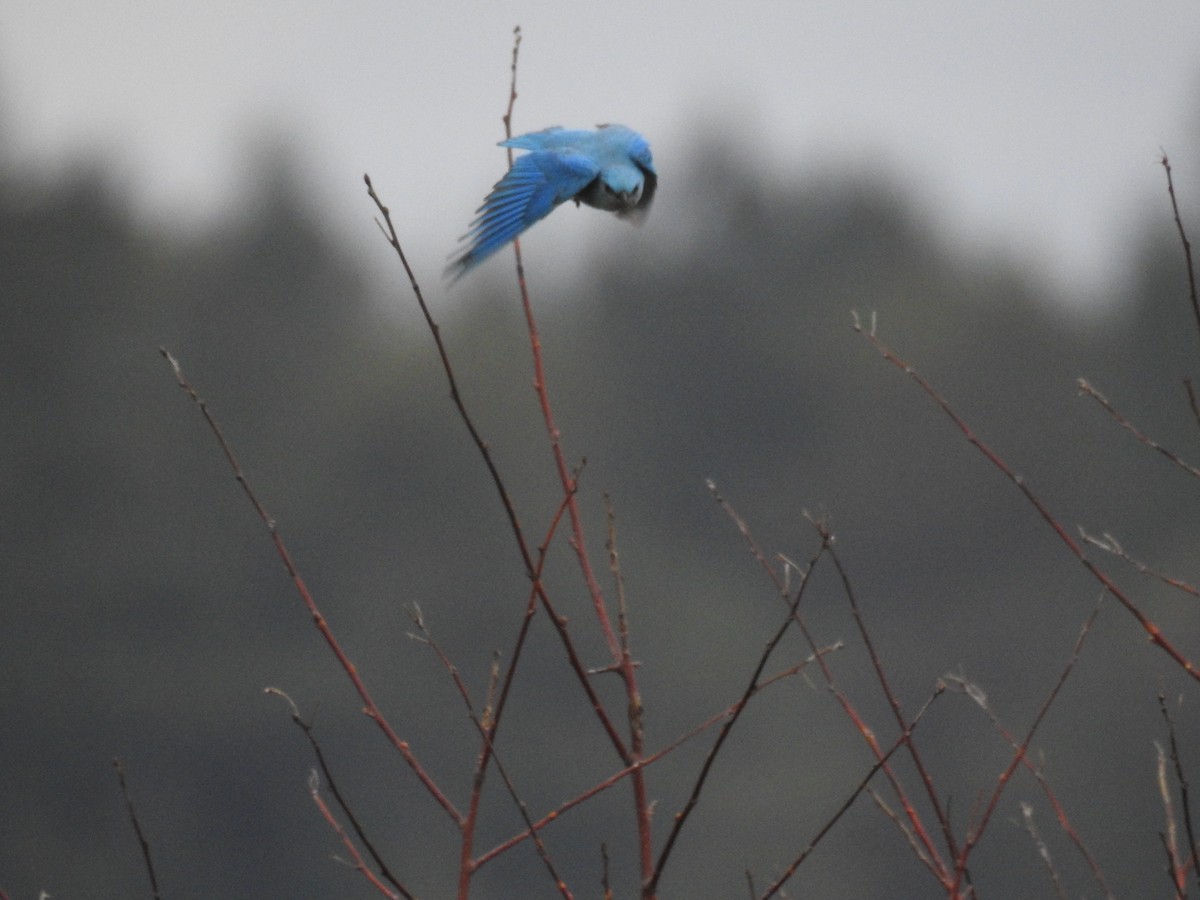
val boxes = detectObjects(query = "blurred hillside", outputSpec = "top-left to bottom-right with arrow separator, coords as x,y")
2,124 -> 1200,898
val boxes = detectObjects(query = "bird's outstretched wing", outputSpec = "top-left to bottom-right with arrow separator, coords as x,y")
446,149 -> 600,280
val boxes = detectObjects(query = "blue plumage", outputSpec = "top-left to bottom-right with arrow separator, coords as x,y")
447,124 -> 656,280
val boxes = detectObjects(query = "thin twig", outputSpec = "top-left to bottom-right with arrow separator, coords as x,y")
647,535 -> 829,896
1032,747 -> 1116,900
362,175 -> 630,748
853,315 -> 1200,682
708,482 -> 951,885
705,479 -> 785,596
1159,690 -> 1199,887
475,645 -> 840,868
824,529 -> 959,865
309,770 -> 401,899
1080,529 -> 1200,599
605,495 -> 646,782
461,474 -> 578,857
1078,379 -> 1200,479
161,348 -> 460,823
366,163 -> 634,895
1018,802 -> 1068,900
265,689 -> 413,898
949,600 -> 1103,894
760,686 -> 945,899
1185,379 -> 1200,432
410,609 -> 573,898
113,758 -> 162,899
1160,154 -> 1200,353
1158,742 -> 1188,899
869,787 -> 936,874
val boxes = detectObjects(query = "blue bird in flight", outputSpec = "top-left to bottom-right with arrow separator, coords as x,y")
447,124 -> 656,280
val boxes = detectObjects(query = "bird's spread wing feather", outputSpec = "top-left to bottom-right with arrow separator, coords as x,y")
446,150 -> 599,279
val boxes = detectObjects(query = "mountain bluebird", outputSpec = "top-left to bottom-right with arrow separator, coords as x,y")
447,124 -> 656,279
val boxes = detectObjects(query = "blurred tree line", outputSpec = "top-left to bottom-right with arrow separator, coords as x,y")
2,123 -> 1199,897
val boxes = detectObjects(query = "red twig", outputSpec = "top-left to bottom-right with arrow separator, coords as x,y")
409,609 -> 574,899
1157,743 -> 1189,899
711,482 -> 954,885
647,533 -> 828,896
475,646 -> 839,868
1079,528 -> 1200,599
1034,752 -> 1115,900
365,168 -> 637,895
947,600 -> 1102,894
1158,690 -> 1199,888
161,349 -> 460,826
457,474 -> 577,890
496,28 -> 655,893
853,314 -> 1200,681
266,689 -> 413,898
309,770 -> 401,899
760,686 -> 944,899
1078,379 -> 1200,479
824,531 -> 959,865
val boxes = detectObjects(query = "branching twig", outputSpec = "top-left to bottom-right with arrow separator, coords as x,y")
475,645 -> 839,868
265,689 -> 413,898
1080,529 -> 1200,599
454,471 -> 574,888
708,483 -> 951,886
409,609 -> 573,898
113,758 -> 162,900
948,599 -> 1103,894
1158,742 -> 1188,899
494,28 -> 655,892
161,349 -> 460,823
361,183 -> 630,748
647,533 -> 828,896
309,770 -> 401,899
824,530 -> 959,865
1078,379 -> 1200,479
760,686 -> 945,899
1159,690 -> 1199,887
853,315 -> 1200,682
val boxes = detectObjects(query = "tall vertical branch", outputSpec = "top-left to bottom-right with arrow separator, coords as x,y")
498,26 -> 656,893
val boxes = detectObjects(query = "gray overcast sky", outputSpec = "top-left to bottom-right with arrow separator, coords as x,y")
3,2 -> 1199,298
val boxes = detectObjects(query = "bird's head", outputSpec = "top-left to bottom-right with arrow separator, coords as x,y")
578,167 -> 647,216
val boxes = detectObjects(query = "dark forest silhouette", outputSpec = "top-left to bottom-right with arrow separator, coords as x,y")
3,111 -> 1200,896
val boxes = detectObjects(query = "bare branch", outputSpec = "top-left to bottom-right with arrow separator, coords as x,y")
161,349 -> 459,823
1078,379 -> 1200,479
853,320 -> 1200,681
1160,154 -> 1200,354
265,689 -> 413,898
113,758 -> 162,900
